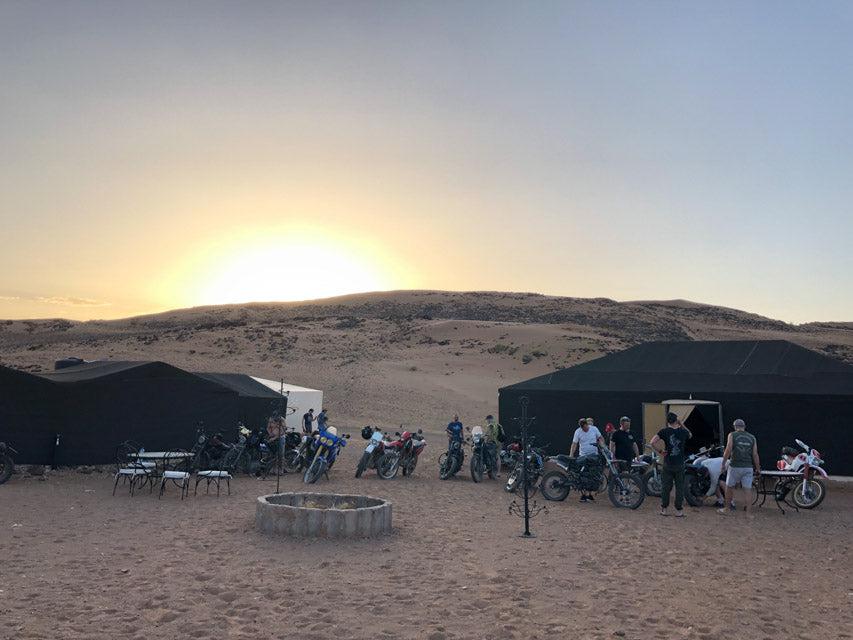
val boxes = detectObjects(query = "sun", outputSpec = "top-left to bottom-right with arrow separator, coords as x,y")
187,235 -> 394,306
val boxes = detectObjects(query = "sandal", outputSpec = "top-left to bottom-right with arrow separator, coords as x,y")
675,511 -> 685,518
659,509 -> 669,516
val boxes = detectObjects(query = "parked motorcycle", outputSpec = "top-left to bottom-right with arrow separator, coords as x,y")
396,428 -> 426,477
303,427 -> 350,484
283,431 -> 318,474
0,441 -> 17,485
684,445 -> 724,507
540,445 -> 645,509
439,437 -> 467,480
469,426 -> 497,482
383,428 -> 426,479
775,438 -> 828,509
636,445 -> 663,497
504,438 -> 545,494
355,426 -> 397,479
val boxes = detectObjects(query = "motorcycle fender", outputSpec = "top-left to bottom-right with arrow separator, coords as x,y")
543,458 -> 569,474
812,466 -> 828,478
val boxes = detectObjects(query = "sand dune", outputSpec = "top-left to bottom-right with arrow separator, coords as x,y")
1,291 -> 851,428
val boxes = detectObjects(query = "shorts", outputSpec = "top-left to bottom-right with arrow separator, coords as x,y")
726,466 -> 754,489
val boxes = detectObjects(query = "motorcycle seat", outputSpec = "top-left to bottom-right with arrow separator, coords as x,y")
554,454 -> 573,467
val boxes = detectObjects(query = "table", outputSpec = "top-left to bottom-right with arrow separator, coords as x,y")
752,469 -> 804,514
128,451 -> 194,475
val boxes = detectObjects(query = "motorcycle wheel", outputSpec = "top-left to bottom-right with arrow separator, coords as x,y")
685,474 -> 704,507
303,458 -> 326,484
403,455 -> 417,477
504,467 -> 520,493
540,471 -> 570,501
608,472 -> 645,509
282,450 -> 302,473
0,454 -> 13,485
470,455 -> 484,483
355,452 -> 369,478
439,453 -> 453,480
791,478 -> 826,509
643,470 -> 662,497
378,454 -> 400,480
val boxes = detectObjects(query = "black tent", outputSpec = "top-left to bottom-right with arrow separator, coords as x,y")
499,340 -> 853,476
194,372 -> 285,429
27,361 -> 244,466
0,365 -> 60,465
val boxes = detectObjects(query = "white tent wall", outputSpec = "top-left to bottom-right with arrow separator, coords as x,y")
251,377 -> 323,431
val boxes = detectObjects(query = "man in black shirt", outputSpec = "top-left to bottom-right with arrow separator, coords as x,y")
302,409 -> 315,435
650,412 -> 692,517
609,416 -> 639,471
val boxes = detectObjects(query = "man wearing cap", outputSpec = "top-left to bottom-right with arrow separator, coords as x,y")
719,419 -> 760,517
610,417 -> 639,471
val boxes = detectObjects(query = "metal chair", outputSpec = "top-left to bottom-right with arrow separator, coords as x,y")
159,450 -> 191,500
113,440 -> 155,495
194,452 -> 233,497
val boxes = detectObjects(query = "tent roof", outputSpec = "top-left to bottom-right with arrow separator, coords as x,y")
194,372 -> 284,399
37,360 -> 187,383
501,340 -> 853,396
251,376 -> 321,393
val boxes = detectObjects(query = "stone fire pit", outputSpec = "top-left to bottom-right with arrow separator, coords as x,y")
255,492 -> 392,538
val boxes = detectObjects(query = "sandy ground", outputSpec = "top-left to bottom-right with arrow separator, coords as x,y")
2,446 -> 851,640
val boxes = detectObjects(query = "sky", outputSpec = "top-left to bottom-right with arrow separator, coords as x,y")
1,1 -> 851,323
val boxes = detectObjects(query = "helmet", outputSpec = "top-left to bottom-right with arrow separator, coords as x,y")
361,426 -> 374,440
326,426 -> 338,437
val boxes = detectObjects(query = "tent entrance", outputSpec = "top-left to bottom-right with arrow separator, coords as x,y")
643,400 -> 724,452
662,399 -> 724,454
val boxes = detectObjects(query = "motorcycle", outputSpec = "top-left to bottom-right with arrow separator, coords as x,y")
355,426 -> 397,479
636,445 -> 663,497
684,445 -> 724,507
283,431 -> 318,473
504,437 -> 546,494
540,445 -> 645,509
0,441 -> 17,485
469,425 -> 498,483
303,427 -> 350,484
439,437 -> 467,480
396,428 -> 426,477
384,428 -> 426,479
774,438 -> 828,509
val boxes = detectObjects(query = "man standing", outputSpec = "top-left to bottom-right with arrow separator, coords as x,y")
719,419 -> 760,517
609,416 -> 639,471
570,418 -> 604,503
446,414 -> 464,443
650,412 -> 691,517
316,408 -> 329,431
484,414 -> 504,476
302,409 -> 315,435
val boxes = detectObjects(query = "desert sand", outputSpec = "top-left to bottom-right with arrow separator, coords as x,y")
2,291 -> 852,639
1,465 -> 851,640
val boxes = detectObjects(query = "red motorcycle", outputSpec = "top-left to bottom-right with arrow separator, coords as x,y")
385,428 -> 426,478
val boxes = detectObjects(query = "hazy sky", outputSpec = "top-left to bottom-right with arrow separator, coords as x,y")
1,1 -> 851,323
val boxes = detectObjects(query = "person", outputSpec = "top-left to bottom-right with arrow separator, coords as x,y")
570,417 -> 604,503
266,415 -> 285,455
650,412 -> 692,517
719,418 -> 760,518
446,415 -> 464,444
317,408 -> 329,431
484,414 -> 505,476
302,409 -> 316,435
609,416 -> 639,471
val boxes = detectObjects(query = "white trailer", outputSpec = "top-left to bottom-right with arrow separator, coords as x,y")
251,377 -> 323,432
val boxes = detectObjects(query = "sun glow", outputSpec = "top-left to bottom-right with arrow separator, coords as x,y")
183,233 -> 397,306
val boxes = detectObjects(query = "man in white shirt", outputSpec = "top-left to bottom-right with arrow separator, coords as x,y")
570,418 -> 604,502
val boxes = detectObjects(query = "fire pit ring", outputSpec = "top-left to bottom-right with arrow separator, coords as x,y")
255,492 -> 392,538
